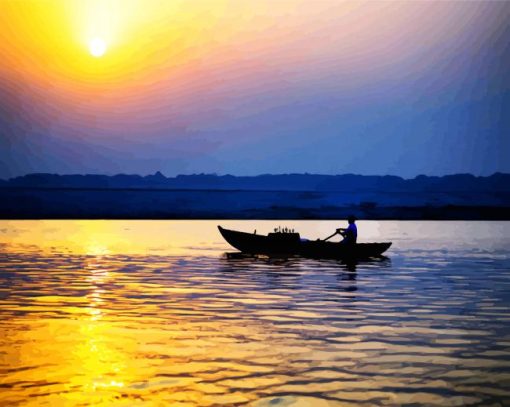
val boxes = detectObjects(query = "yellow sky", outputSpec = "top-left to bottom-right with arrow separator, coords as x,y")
1,1 -> 217,84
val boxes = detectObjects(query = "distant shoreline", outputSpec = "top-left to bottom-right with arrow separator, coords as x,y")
2,187 -> 509,220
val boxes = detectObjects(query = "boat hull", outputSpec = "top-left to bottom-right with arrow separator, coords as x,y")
218,226 -> 391,260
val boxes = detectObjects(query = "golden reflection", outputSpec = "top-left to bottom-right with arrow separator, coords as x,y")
0,242 -> 293,405
72,256 -> 128,400
86,243 -> 111,256
1,221 -> 509,406
0,220 -> 224,255
1,219 -> 505,256
0,220 -> 368,256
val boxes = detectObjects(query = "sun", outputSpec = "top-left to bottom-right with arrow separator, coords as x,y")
89,37 -> 107,58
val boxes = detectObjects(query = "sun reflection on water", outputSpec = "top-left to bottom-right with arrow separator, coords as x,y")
0,221 -> 509,405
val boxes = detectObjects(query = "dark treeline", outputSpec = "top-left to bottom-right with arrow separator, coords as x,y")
2,172 -> 510,192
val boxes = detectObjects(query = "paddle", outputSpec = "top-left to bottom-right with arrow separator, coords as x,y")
323,230 -> 340,241
323,228 -> 349,241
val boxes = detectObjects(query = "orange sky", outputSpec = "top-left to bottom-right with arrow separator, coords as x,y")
1,1 -> 508,177
2,1 -> 479,114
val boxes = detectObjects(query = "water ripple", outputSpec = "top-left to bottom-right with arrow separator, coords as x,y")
1,221 -> 510,406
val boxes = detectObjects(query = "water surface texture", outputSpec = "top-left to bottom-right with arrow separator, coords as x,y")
1,221 -> 509,406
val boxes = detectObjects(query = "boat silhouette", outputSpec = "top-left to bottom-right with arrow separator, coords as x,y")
218,226 -> 391,260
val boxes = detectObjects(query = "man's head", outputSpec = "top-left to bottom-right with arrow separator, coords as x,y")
348,215 -> 356,224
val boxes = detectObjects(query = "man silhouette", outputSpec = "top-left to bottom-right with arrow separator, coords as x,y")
337,215 -> 357,245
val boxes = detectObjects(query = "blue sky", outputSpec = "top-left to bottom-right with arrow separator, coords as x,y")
0,0 -> 509,178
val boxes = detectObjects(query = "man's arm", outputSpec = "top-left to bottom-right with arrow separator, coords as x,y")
336,228 -> 347,237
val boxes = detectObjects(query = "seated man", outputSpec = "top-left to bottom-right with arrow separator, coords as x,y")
337,215 -> 357,245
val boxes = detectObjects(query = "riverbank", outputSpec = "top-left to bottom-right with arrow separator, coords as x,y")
2,188 -> 509,219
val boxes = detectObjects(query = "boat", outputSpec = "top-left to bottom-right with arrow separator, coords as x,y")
218,226 -> 392,260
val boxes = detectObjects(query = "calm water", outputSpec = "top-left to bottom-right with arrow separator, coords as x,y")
1,220 -> 510,406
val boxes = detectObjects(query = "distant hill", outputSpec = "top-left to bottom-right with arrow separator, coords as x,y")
2,172 -> 510,192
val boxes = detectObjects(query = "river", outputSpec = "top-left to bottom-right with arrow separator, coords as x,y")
1,220 -> 509,405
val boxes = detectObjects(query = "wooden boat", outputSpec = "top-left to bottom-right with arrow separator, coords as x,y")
218,226 -> 392,260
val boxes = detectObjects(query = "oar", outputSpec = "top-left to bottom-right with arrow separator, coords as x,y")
323,230 -> 339,241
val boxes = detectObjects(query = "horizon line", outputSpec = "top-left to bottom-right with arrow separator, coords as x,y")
3,171 -> 509,182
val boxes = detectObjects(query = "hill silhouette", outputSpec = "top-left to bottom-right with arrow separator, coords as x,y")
2,172 -> 510,192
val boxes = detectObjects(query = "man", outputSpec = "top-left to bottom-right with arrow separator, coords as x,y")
337,215 -> 357,245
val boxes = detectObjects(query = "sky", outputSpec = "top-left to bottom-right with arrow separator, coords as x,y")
0,0 -> 509,179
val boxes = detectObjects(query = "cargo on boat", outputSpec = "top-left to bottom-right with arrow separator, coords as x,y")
218,226 -> 391,260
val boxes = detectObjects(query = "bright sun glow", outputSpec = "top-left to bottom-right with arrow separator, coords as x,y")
89,37 -> 107,57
